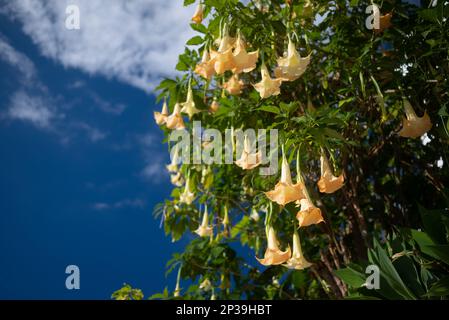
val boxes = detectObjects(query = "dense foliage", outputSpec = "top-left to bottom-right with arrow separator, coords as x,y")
113,0 -> 449,300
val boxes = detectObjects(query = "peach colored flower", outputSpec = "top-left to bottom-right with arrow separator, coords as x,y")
296,185 -> 324,227
398,99 -> 432,138
170,172 -> 184,187
194,49 -> 216,80
166,103 -> 186,130
210,31 -> 235,75
265,152 -> 304,206
153,100 -> 169,125
274,38 -> 311,81
179,176 -> 195,205
317,153 -> 344,193
284,232 -> 312,270
209,99 -> 220,113
374,13 -> 392,34
256,226 -> 291,266
181,83 -> 201,119
191,3 -> 204,24
232,32 -> 259,74
253,64 -> 283,99
223,74 -> 244,96
235,136 -> 262,170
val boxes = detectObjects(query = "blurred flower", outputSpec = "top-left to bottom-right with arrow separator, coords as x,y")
210,28 -> 235,74
296,185 -> 324,227
154,99 -> 169,125
232,32 -> 259,74
235,135 -> 262,169
166,145 -> 180,173
374,12 -> 392,34
265,151 -> 304,206
274,38 -> 311,81
398,99 -> 432,138
223,74 -> 244,95
317,153 -> 344,193
199,278 -> 212,291
166,103 -> 186,130
256,226 -> 291,266
195,205 -> 213,237
170,172 -> 184,187
194,49 -> 216,80
253,63 -> 283,98
250,208 -> 260,221
181,83 -> 201,119
191,3 -> 204,24
180,175 -> 195,204
284,231 -> 312,270
209,98 -> 220,113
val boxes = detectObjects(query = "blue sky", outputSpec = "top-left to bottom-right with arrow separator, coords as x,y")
0,0 -> 196,299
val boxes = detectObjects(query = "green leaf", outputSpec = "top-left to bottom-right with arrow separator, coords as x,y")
258,105 -> 280,114
426,276 -> 449,297
183,0 -> 196,6
186,36 -> 204,46
419,205 -> 448,244
190,23 -> 207,33
334,265 -> 366,288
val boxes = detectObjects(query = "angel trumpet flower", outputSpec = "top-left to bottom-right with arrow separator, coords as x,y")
181,83 -> 201,119
154,100 -> 169,125
223,74 -> 244,95
166,145 -> 180,173
235,135 -> 262,170
265,151 -> 304,206
195,205 -> 213,237
256,226 -> 291,266
170,172 -> 184,187
232,32 -> 259,74
166,103 -> 186,130
284,231 -> 312,270
374,12 -> 392,34
253,63 -> 283,99
296,184 -> 324,227
191,3 -> 204,24
209,99 -> 220,113
398,99 -> 432,138
274,38 -> 311,81
317,153 -> 344,193
194,49 -> 216,80
179,175 -> 195,205
210,29 -> 235,75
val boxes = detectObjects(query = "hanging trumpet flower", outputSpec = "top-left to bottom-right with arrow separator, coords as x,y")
166,145 -> 180,173
209,98 -> 220,113
317,152 -> 344,194
256,226 -> 291,266
223,74 -> 244,95
374,12 -> 393,34
398,99 -> 432,138
284,231 -> 312,270
210,26 -> 235,75
195,205 -> 213,237
265,148 -> 304,206
170,172 -> 184,187
179,174 -> 195,205
194,49 -> 216,80
173,266 -> 182,297
235,135 -> 262,170
166,103 -> 186,130
253,63 -> 283,99
191,2 -> 204,24
232,32 -> 259,74
181,82 -> 201,119
154,99 -> 169,126
274,37 -> 311,81
296,181 -> 324,227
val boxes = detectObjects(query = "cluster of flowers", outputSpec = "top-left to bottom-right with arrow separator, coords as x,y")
153,2 -> 433,272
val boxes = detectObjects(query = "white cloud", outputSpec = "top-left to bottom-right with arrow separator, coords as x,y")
73,122 -> 108,142
0,36 -> 36,82
92,198 -> 146,211
7,90 -> 55,128
3,0 -> 196,91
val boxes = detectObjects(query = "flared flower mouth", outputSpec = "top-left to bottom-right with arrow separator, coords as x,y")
398,99 -> 432,138
154,100 -> 169,125
195,205 -> 213,237
209,99 -> 220,113
284,232 -> 312,270
194,49 -> 216,80
191,3 -> 204,24
256,226 -> 291,266
317,153 -> 344,193
235,136 -> 262,170
265,151 -> 304,206
170,171 -> 184,187
181,83 -> 201,119
210,27 -> 236,75
180,176 -> 196,205
296,197 -> 324,227
166,103 -> 186,130
223,74 -> 244,95
274,38 -> 311,81
374,12 -> 393,34
253,63 -> 283,99
232,32 -> 259,74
